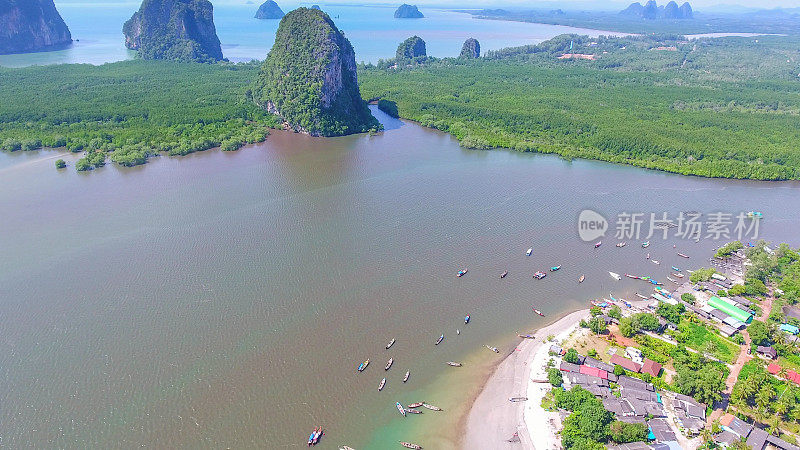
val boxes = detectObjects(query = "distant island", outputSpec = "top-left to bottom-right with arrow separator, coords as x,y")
250,8 -> 380,136
0,0 -> 71,55
620,1 -> 693,20
123,0 -> 223,62
394,4 -> 424,19
255,0 -> 284,19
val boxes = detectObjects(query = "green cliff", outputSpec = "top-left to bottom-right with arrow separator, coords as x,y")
460,38 -> 480,58
250,8 -> 380,136
123,0 -> 223,63
396,35 -> 426,61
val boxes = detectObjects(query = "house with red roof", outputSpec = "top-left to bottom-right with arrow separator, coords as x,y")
610,354 -> 641,373
580,364 -> 608,379
768,363 -> 781,375
641,358 -> 662,377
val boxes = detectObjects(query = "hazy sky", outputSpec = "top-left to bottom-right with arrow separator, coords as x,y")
55,0 -> 800,10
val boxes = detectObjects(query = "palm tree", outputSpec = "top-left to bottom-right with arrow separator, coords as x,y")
778,367 -> 788,380
767,415 -> 781,436
756,385 -> 776,412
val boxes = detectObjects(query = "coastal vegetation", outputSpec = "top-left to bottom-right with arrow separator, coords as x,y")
359,34 -> 800,180
554,386 -> 648,448
0,60 -> 275,170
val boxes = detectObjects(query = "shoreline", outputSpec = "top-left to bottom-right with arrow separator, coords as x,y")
461,308 -> 589,449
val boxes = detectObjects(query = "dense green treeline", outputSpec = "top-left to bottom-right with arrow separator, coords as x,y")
359,35 -> 800,180
0,60 -> 276,170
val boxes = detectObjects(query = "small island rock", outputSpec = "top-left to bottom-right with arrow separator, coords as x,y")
123,0 -> 223,62
250,8 -> 379,136
396,35 -> 426,60
0,0 -> 72,55
394,4 -> 424,19
460,38 -> 480,59
255,0 -> 284,19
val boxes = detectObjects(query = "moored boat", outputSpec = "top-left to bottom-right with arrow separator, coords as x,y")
677,252 -> 690,258
595,241 -> 602,248
311,428 -> 323,446
464,315 -> 470,324
747,211 -> 763,218
674,273 -> 684,278
308,427 -> 318,446
400,442 -> 422,449
435,334 -> 444,345
396,402 -> 406,417
667,276 -> 677,282
357,359 -> 370,372
642,241 -> 650,248
578,274 -> 585,283
609,271 -> 621,280
378,378 -> 386,391
385,358 -> 394,370
500,270 -> 508,278
403,371 -> 410,382
652,260 -> 660,265
616,242 -> 627,247
533,271 -> 546,280
625,273 -> 639,279
635,293 -> 649,299
404,408 -> 422,414
526,247 -> 533,256
422,403 -> 442,411
446,361 -> 462,367
550,265 -> 561,271
518,333 -> 535,339
386,338 -> 396,349
407,402 -> 424,408
340,446 -> 355,450
485,345 -> 499,353
671,266 -> 681,271
456,269 -> 468,277
532,307 -> 545,316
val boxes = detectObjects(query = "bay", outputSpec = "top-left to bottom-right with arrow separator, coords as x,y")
1,106 -> 799,448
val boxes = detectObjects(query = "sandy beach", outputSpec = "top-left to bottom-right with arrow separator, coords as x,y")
461,309 -> 589,450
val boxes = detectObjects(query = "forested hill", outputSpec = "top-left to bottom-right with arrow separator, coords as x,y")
359,34 -> 800,180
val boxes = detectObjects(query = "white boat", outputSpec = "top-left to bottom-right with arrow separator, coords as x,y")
378,378 -> 386,391
609,271 -> 621,280
526,247 -> 533,256
485,345 -> 499,353
386,338 -> 396,349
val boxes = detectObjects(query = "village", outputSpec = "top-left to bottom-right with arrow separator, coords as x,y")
535,241 -> 800,450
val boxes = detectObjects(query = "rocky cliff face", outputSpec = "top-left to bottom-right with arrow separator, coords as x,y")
394,4 -> 424,19
460,38 -> 480,59
0,0 -> 71,55
396,35 -> 426,60
254,0 -> 284,19
250,8 -> 379,136
620,1 -> 693,19
123,0 -> 223,62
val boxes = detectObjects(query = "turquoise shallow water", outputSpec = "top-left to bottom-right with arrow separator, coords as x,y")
0,2 -> 625,67
1,106 -> 800,448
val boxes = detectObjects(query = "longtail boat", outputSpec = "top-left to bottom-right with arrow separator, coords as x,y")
400,442 -> 422,449
396,402 -> 406,417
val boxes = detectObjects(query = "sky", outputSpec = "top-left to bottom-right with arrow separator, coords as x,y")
54,0 -> 800,11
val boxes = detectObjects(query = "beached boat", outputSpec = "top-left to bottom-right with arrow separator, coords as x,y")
609,271 -> 621,280
677,252 -> 690,258
456,269 -> 468,277
526,247 -> 533,256
446,361 -> 462,367
357,359 -> 370,372
595,241 -> 602,248
500,270 -> 508,278
385,358 -> 393,370
671,266 -> 681,272
518,333 -> 536,339
396,402 -> 406,417
550,265 -> 561,271
616,242 -> 627,247
407,402 -> 424,408
635,293 -> 649,300
403,371 -> 410,382
578,274 -> 585,283
400,442 -> 422,449
422,403 -> 442,411
533,271 -> 547,279
378,378 -> 386,391
464,315 -> 470,324
386,338 -> 396,349
532,307 -> 545,317
642,241 -> 650,248
435,334 -> 444,345
508,397 -> 528,402
485,345 -> 499,353
674,273 -> 684,278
